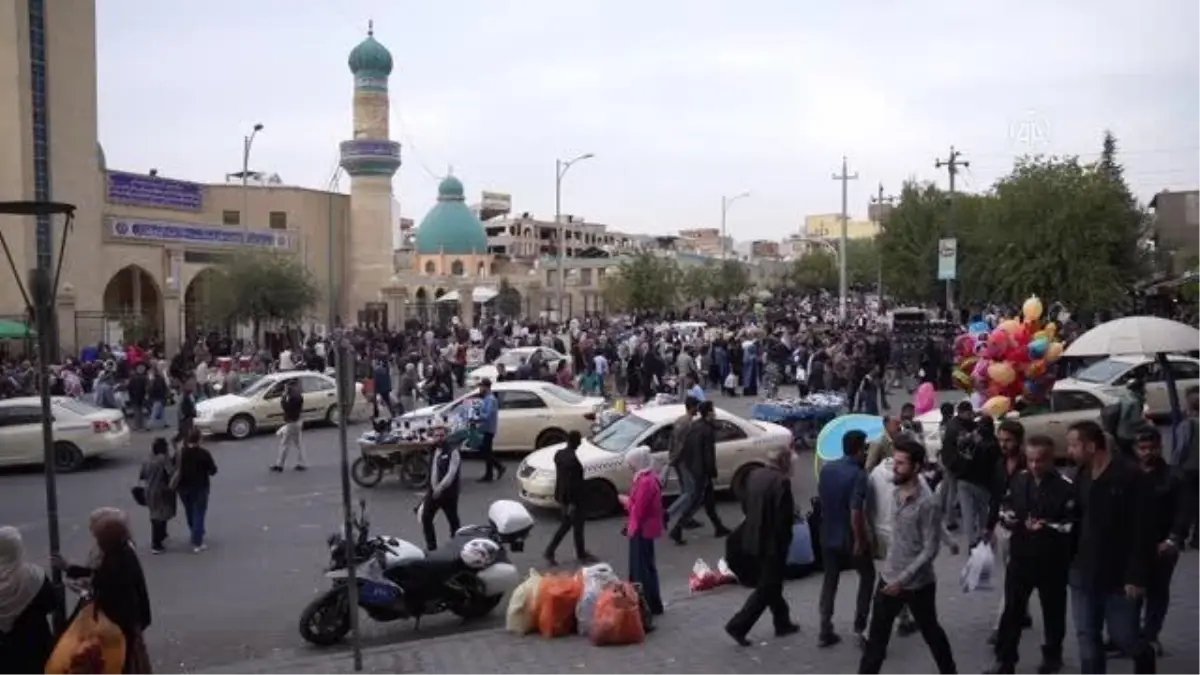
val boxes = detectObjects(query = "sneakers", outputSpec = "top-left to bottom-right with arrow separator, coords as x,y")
269,465 -> 283,473
150,548 -> 165,555
192,544 -> 207,553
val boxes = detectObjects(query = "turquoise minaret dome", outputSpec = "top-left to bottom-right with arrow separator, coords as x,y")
348,21 -> 394,79
414,175 -> 490,255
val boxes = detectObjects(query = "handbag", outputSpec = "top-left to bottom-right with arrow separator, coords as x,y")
44,600 -> 127,674
130,483 -> 147,507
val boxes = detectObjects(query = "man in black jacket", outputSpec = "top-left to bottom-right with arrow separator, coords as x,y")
1134,427 -> 1190,655
938,401 -> 975,535
1065,420 -> 1156,674
272,378 -> 306,472
543,431 -> 595,565
669,400 -> 731,545
725,446 -> 801,645
127,363 -> 148,431
986,435 -> 1074,675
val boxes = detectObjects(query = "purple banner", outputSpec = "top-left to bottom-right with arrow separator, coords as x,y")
106,171 -> 203,211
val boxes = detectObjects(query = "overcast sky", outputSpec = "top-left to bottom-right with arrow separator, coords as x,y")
96,0 -> 1199,241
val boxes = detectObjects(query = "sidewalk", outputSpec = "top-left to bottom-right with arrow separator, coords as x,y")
204,552 -> 1199,674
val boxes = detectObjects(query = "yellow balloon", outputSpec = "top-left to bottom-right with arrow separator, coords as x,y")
988,361 -> 1017,386
1023,296 -> 1044,322
982,395 -> 1011,418
1044,322 -> 1058,338
1045,341 -> 1064,363
999,319 -> 1021,335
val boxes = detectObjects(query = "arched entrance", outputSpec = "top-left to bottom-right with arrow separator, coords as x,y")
101,265 -> 163,344
414,287 -> 429,325
184,268 -> 221,341
434,287 -> 456,327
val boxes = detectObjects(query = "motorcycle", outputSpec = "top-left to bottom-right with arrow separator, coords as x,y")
298,498 -> 534,646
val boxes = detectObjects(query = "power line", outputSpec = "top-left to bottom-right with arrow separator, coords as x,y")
392,104 -> 446,182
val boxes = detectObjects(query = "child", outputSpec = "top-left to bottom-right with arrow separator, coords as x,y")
722,370 -> 738,397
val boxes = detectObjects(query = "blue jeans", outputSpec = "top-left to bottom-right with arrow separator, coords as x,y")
956,480 -> 990,548
1070,581 -> 1155,674
628,534 -> 663,614
179,486 -> 210,547
150,400 -> 165,427
666,467 -> 696,525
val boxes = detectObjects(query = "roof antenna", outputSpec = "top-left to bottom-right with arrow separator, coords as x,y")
447,164 -> 454,177
367,19 -> 374,37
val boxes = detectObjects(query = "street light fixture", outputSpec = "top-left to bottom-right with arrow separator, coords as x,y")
0,199 -> 76,630
720,191 -> 750,259
237,123 -> 265,234
554,152 -> 595,319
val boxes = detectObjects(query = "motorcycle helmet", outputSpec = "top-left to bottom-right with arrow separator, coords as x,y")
460,538 -> 500,570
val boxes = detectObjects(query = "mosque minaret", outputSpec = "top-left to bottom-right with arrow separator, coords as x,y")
338,22 -> 402,325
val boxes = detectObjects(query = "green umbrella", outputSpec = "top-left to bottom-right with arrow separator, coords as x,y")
0,318 -> 35,339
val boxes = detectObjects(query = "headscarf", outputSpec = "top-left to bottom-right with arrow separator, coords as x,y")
88,507 -> 132,564
625,445 -> 653,474
0,525 -> 46,632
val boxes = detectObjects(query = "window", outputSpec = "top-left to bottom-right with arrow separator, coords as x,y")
541,385 -> 585,405
645,425 -> 673,454
262,381 -> 287,400
580,269 -> 593,286
591,414 -> 653,453
269,211 -> 288,230
712,419 -> 748,443
54,399 -> 104,417
499,390 -> 546,410
301,376 -> 334,393
0,406 -> 42,426
424,261 -> 436,275
222,210 -> 240,226
450,260 -> 465,276
1169,361 -> 1200,380
1050,390 -> 1104,413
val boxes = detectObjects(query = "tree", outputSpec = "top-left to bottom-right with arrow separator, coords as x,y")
495,277 -> 523,318
711,259 -> 752,304
844,237 -> 881,291
679,263 -> 712,306
205,250 -> 319,339
600,252 -> 679,313
781,250 -> 838,292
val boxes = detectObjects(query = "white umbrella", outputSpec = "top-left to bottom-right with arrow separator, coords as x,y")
1063,315 -> 1199,357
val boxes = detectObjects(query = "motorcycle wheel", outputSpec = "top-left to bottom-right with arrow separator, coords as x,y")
350,457 -> 385,488
298,588 -> 353,646
451,593 -> 503,620
399,452 -> 430,489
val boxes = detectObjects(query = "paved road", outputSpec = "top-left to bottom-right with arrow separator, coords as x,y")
2,388 -> 962,673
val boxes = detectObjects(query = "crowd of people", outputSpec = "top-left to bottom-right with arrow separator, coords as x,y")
1,290 -> 1197,674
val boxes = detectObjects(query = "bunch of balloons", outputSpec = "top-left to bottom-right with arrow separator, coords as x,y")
951,295 -> 1066,418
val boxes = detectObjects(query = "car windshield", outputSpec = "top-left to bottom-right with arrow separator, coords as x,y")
495,350 -> 534,368
591,414 -> 653,453
55,399 -> 103,417
1073,358 -> 1135,384
239,377 -> 279,398
541,384 -> 585,405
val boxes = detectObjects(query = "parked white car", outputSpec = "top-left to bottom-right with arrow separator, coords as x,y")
0,397 -> 131,472
517,404 -> 793,518
1055,354 -> 1199,420
399,381 -> 604,453
195,371 -> 370,440
465,347 -> 569,389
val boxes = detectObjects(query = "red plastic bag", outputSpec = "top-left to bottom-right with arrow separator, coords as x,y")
689,558 -> 736,592
536,573 -> 583,638
589,582 -> 645,646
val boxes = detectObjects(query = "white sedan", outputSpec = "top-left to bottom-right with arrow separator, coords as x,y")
398,381 -> 605,453
195,371 -> 370,440
466,346 -> 569,389
517,405 -> 793,519
1056,354 -> 1199,420
0,397 -> 131,472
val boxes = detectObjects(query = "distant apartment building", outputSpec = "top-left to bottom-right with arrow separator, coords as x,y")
803,213 -> 879,240
677,227 -> 732,256
481,211 -> 645,260
750,240 -> 781,259
1148,190 -> 1199,271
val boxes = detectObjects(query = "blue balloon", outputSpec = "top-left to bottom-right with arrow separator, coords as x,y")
1028,337 -> 1049,359
968,321 -> 990,335
816,414 -> 886,463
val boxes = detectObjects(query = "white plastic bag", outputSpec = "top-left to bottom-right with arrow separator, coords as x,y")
960,542 -> 994,592
576,563 -> 620,634
505,569 -> 541,634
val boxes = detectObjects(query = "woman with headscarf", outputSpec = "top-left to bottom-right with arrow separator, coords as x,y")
139,438 -> 177,554
0,526 -> 56,674
621,446 -> 664,616
52,508 -> 152,673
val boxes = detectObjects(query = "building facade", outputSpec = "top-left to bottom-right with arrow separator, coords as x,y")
1148,189 -> 1199,272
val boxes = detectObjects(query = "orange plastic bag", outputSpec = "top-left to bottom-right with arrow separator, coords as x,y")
589,582 -> 646,646
45,601 -> 126,674
536,573 -> 583,638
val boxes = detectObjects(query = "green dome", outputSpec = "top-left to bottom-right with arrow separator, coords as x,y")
414,176 -> 489,256
348,28 -> 393,76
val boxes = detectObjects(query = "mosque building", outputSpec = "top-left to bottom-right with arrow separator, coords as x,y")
0,0 -> 640,356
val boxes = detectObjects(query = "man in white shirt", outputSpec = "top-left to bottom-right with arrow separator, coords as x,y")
866,455 -> 933,641
279,347 -> 296,371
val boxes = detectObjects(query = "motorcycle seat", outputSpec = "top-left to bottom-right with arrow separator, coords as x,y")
390,555 -> 463,588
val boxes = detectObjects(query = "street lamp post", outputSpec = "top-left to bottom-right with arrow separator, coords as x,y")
554,152 -> 594,320
240,123 -> 264,233
719,191 -> 750,259
0,200 -> 76,631
326,166 -> 344,333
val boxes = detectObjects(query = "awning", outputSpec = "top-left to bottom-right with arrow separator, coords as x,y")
436,287 -> 499,303
0,318 -> 34,339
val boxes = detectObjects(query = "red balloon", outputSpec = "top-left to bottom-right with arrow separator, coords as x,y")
1005,347 -> 1031,364
1012,324 -> 1032,347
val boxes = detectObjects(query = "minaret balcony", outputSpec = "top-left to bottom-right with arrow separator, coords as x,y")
340,140 -> 402,177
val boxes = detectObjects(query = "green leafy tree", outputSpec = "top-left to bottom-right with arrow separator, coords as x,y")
711,259 -> 752,304
205,250 -> 319,339
679,263 -> 712,306
495,277 -> 523,318
782,250 -> 838,292
844,237 -> 881,291
601,252 -> 679,313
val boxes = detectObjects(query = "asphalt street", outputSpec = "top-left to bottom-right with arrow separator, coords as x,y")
1,388 -> 962,673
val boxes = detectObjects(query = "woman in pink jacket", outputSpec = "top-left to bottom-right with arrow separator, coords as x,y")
622,446 -> 664,615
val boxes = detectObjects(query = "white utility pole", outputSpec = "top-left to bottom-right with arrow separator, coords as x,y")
831,156 -> 859,322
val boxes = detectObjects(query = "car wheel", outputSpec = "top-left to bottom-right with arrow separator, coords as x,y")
731,463 -> 761,503
53,442 -> 85,473
535,428 -> 568,449
227,415 -> 256,440
580,479 -> 620,520
325,405 -> 339,425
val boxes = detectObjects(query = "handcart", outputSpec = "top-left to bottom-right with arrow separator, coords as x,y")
351,439 -> 431,489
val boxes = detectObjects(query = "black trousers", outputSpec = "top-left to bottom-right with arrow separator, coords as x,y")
994,564 -> 1067,666
150,518 -> 168,550
477,432 -> 503,480
727,559 -> 792,637
819,548 -> 877,635
859,581 -> 957,674
673,475 -> 726,533
420,492 -> 461,551
544,503 -> 586,559
172,417 -> 194,446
